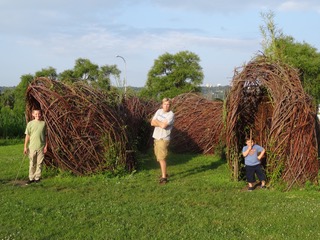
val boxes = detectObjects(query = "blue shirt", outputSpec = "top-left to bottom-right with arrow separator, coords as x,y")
242,144 -> 264,166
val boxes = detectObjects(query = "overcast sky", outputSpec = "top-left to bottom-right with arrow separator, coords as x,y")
0,0 -> 319,87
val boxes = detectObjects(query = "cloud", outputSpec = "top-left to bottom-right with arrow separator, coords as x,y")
0,0 -> 318,87
151,0 -> 320,14
277,0 -> 320,13
15,25 -> 257,58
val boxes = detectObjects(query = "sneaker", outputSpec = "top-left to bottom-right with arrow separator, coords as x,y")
26,180 -> 35,185
159,178 -> 168,185
248,187 -> 254,191
34,179 -> 41,183
261,185 -> 266,189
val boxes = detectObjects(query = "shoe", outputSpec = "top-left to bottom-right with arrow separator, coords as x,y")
159,178 -> 168,185
26,180 -> 35,185
261,185 -> 266,189
248,187 -> 254,191
34,179 -> 41,183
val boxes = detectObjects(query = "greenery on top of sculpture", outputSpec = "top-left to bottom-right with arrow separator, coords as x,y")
260,11 -> 320,104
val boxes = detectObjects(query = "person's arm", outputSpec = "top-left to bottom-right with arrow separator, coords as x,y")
151,118 -> 168,129
24,134 -> 30,155
258,148 -> 265,160
242,141 -> 252,157
43,136 -> 48,154
242,146 -> 251,157
150,110 -> 169,129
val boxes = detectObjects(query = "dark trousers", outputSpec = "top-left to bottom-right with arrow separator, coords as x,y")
245,164 -> 266,183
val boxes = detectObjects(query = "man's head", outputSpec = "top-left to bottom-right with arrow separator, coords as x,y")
161,98 -> 171,112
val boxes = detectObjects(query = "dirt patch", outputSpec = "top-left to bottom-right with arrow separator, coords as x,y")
9,180 -> 28,187
241,181 -> 266,192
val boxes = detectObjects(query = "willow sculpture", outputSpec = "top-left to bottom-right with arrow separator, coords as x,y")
170,93 -> 224,154
26,77 -> 133,175
225,57 -> 319,189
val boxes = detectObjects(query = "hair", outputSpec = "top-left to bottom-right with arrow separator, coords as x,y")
245,137 -> 254,141
162,98 -> 171,104
32,109 -> 42,113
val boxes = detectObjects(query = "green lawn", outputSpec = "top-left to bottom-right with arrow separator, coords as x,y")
1,143 -> 320,239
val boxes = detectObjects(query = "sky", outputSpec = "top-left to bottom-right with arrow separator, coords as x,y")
0,0 -> 320,88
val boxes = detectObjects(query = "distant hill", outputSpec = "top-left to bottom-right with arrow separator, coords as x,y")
0,86 -> 15,93
126,85 -> 230,100
200,85 -> 230,100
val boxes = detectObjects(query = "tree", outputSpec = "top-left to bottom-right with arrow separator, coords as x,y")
260,11 -> 320,104
0,74 -> 34,138
73,58 -> 99,82
93,64 -> 120,92
58,58 -> 119,92
35,67 -> 57,80
275,37 -> 320,104
140,51 -> 204,100
259,11 -> 284,61
0,88 -> 15,109
59,69 -> 76,84
14,74 -> 34,114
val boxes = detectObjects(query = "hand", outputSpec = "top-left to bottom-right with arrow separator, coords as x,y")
23,148 -> 28,155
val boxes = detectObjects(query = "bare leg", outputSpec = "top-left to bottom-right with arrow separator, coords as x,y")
159,160 -> 167,178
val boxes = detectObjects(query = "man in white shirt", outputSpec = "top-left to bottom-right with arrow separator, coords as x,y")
151,98 -> 175,184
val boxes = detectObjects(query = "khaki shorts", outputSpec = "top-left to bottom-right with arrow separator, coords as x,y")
154,139 -> 170,161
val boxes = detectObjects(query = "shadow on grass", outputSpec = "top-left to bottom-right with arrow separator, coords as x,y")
137,149 -> 226,179
172,157 -> 226,179
0,179 -> 9,185
137,128 -> 225,172
136,150 -> 197,171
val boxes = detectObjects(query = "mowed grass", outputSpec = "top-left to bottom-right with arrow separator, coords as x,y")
1,143 -> 320,239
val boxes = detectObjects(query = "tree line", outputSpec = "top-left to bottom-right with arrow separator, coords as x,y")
0,51 -> 204,138
1,12 -> 320,139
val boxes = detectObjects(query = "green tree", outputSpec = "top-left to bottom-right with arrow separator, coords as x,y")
58,58 -> 118,92
260,11 -> 320,104
275,37 -> 320,104
58,58 -> 99,84
14,74 -> 34,114
0,74 -> 33,138
140,51 -> 204,100
0,58 -> 122,138
59,69 -> 76,84
0,88 -> 15,109
260,11 -> 284,61
73,58 -> 99,82
93,64 -> 120,92
35,67 -> 57,80
0,106 -> 25,137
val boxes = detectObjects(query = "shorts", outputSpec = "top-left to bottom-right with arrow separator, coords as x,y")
245,164 -> 266,183
154,139 -> 170,161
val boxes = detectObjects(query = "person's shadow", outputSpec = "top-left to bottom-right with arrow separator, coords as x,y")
171,156 -> 226,179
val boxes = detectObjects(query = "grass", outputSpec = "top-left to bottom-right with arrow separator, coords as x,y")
1,143 -> 320,239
